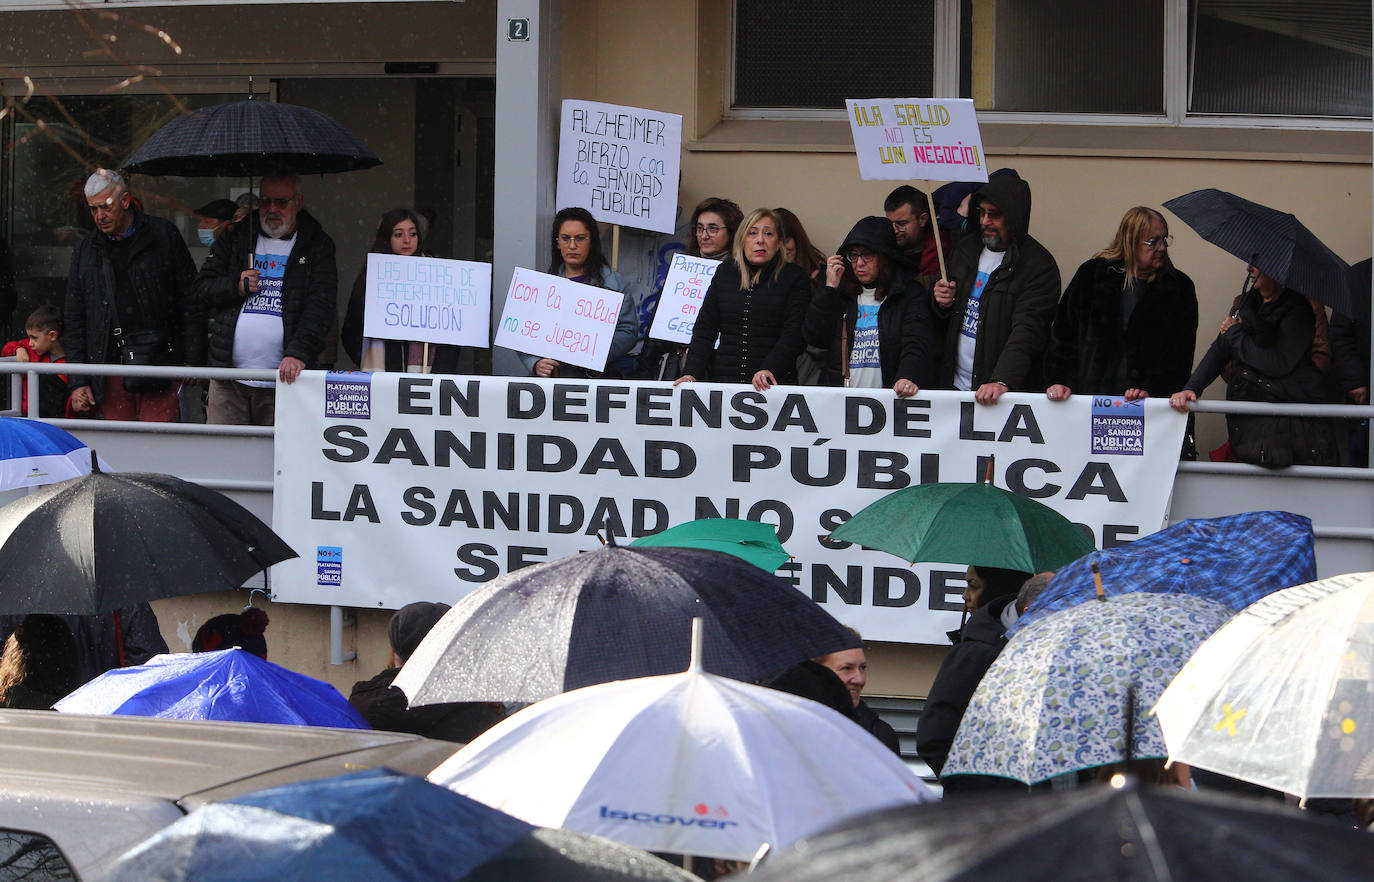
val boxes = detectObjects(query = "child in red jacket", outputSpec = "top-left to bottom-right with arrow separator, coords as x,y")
2,304 -> 69,417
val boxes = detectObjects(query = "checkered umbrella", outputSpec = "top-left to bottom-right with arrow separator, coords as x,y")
1164,189 -> 1354,314
124,99 -> 380,177
1011,510 -> 1314,636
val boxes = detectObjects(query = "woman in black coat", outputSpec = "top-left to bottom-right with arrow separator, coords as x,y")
1044,207 -> 1197,401
675,207 -> 811,391
342,207 -> 462,374
1171,266 -> 1338,467
803,215 -> 933,396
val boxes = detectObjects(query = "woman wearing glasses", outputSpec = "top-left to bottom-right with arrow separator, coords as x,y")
521,207 -> 638,379
675,208 -> 811,391
689,197 -> 744,261
1044,206 -> 1197,401
801,216 -> 932,397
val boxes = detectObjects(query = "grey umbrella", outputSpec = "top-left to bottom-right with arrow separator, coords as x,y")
394,543 -> 860,705
0,457 -> 297,615
1164,188 -> 1353,314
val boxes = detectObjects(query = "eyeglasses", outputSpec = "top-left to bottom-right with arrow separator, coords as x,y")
976,207 -> 1004,220
1144,235 -> 1173,249
695,224 -> 726,235
86,196 -> 123,215
557,234 -> 590,246
259,196 -> 298,209
843,250 -> 878,265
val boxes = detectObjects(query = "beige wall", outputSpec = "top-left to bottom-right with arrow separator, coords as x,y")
558,0 -> 1372,695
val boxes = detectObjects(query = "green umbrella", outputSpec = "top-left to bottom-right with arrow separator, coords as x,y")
830,476 -> 1095,574
629,518 -> 791,572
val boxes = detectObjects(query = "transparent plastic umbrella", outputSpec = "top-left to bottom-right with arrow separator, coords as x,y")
1155,571 -> 1374,800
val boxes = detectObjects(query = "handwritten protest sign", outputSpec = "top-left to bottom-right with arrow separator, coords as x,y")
845,97 -> 987,183
362,253 -> 491,348
648,254 -> 721,344
494,267 -> 626,371
557,99 -> 682,235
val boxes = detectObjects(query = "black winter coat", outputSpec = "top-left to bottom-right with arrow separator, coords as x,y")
348,667 -> 505,743
916,593 -> 1016,779
64,211 -> 197,398
1331,259 -> 1371,396
933,176 -> 1060,391
854,699 -> 902,756
1044,258 -> 1198,397
802,273 -> 936,388
1185,287 -> 1337,467
683,258 -> 810,384
194,211 -> 337,369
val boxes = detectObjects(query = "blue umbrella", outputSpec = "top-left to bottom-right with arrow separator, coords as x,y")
0,417 -> 109,490
54,648 -> 368,728
1011,510 -> 1314,636
105,769 -> 697,882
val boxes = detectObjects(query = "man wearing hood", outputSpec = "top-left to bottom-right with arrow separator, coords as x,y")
931,176 -> 1061,404
65,169 -> 198,421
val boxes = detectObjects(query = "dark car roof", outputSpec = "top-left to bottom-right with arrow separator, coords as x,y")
0,710 -> 460,878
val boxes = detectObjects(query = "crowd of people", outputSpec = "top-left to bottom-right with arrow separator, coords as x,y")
6,166 -> 1367,468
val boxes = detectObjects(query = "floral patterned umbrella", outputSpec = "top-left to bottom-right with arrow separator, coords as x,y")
942,593 -> 1232,785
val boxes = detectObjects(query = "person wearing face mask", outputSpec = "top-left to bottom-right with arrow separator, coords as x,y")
803,216 -> 934,397
1044,207 -> 1198,403
192,199 -> 240,248
675,207 -> 811,391
341,208 -> 463,374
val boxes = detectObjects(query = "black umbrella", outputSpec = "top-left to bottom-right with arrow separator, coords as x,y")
393,544 -> 860,704
123,99 -> 380,177
1164,188 -> 1354,315
0,459 -> 297,614
744,778 -> 1374,882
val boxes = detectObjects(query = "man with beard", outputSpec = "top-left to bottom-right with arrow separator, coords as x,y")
930,176 -> 1060,405
195,173 -> 337,425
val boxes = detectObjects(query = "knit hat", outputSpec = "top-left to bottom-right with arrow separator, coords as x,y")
193,608 -> 269,659
388,601 -> 451,663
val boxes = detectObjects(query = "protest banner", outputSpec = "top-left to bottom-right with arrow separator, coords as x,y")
361,253 -> 491,348
493,267 -> 628,372
557,99 -> 683,235
846,97 -> 987,183
647,254 -> 721,344
272,378 -> 1185,645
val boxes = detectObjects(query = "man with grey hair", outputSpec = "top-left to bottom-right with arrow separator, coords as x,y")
195,172 -> 337,425
64,168 -> 197,420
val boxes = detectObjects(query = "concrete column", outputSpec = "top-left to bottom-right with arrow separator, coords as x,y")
492,0 -> 560,376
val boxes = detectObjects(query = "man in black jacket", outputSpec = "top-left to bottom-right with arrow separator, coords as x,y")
815,632 -> 901,756
65,169 -> 197,421
195,173 -> 337,425
931,176 -> 1060,405
349,601 -> 505,743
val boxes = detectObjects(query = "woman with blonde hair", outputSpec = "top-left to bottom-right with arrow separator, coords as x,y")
676,208 -> 811,390
1045,206 -> 1198,400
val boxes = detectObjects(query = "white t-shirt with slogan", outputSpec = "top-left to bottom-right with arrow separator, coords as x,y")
846,287 -> 883,389
233,234 -> 294,387
954,247 -> 1004,391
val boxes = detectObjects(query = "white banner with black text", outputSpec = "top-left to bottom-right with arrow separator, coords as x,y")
271,374 -> 1185,645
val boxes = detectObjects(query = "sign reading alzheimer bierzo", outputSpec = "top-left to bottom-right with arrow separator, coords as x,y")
493,268 -> 627,372
648,254 -> 721,345
362,253 -> 491,348
272,378 -> 1187,645
846,97 -> 988,183
557,99 -> 683,235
